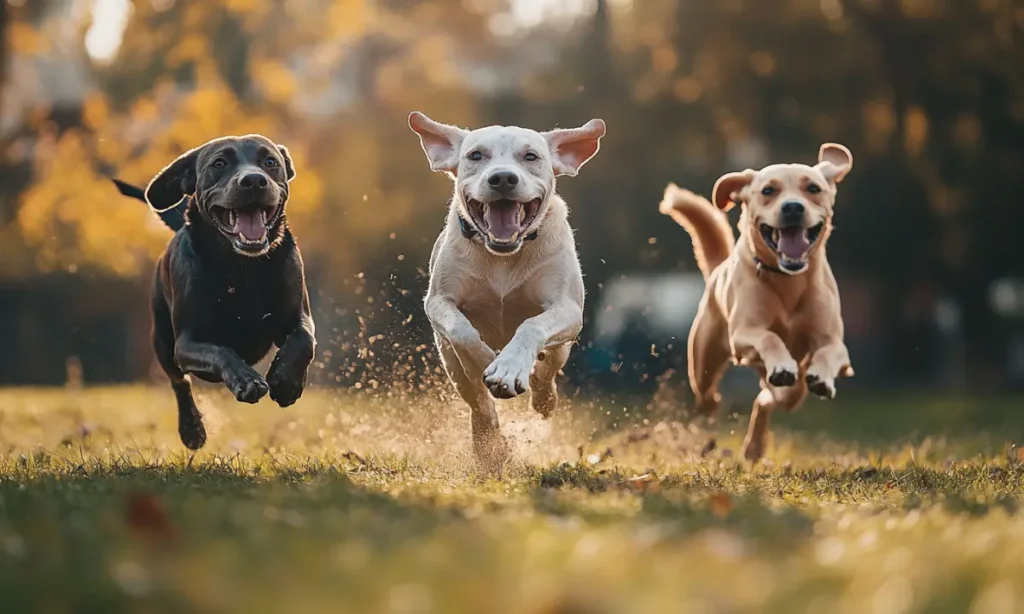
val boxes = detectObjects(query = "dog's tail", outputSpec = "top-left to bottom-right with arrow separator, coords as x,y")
112,178 -> 187,232
659,183 -> 734,280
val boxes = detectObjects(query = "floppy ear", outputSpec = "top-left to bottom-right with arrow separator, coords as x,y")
542,119 -> 606,177
276,144 -> 296,181
711,169 -> 756,212
408,111 -> 468,175
145,147 -> 200,213
815,143 -> 853,184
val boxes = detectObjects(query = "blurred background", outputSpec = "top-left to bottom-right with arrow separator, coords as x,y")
0,0 -> 1021,399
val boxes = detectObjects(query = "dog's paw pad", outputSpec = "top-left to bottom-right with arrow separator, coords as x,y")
231,375 -> 269,404
768,364 -> 798,387
805,373 -> 836,399
483,376 -> 526,400
267,371 -> 305,408
482,354 -> 531,400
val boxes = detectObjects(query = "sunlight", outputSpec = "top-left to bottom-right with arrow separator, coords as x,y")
84,0 -> 131,63
496,0 -> 595,36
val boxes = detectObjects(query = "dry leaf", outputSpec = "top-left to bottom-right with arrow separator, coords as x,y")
625,472 -> 661,495
125,491 -> 175,544
709,491 -> 733,518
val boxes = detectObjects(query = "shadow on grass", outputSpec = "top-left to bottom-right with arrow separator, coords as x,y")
0,458 -> 470,612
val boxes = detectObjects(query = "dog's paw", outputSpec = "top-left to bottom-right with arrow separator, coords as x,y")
805,371 -> 836,400
178,410 -> 207,450
483,348 -> 533,399
227,371 -> 269,404
266,358 -> 307,408
767,360 -> 799,387
742,436 -> 766,463
529,381 -> 558,418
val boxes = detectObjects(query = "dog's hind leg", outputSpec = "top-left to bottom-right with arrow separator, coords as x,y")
152,294 -> 206,450
529,343 -> 570,418
437,336 -> 509,472
687,307 -> 731,417
742,378 -> 807,462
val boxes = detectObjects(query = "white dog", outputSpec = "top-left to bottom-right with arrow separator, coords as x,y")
408,111 -> 606,468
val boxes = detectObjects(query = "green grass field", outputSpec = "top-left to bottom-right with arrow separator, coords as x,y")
2,385 -> 1024,613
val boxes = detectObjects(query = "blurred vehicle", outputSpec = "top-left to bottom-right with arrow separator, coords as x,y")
584,272 -> 757,395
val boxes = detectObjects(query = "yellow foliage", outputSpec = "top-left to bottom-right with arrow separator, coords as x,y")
17,131 -> 169,276
251,60 -> 297,106
81,94 -> 110,131
7,22 -> 45,55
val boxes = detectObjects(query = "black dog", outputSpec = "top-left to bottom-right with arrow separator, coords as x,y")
113,135 -> 315,449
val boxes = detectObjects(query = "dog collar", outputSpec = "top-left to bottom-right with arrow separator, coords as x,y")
753,256 -> 785,276
458,215 -> 539,243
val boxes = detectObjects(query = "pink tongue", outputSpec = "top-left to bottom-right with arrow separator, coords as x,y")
778,227 -> 810,259
234,210 -> 266,241
483,202 -> 520,240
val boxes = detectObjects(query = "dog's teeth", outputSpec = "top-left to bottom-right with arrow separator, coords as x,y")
772,229 -> 779,243
517,203 -> 525,224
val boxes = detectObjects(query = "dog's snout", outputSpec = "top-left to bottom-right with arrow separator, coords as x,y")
781,200 -> 805,223
239,172 -> 269,191
487,171 -> 520,193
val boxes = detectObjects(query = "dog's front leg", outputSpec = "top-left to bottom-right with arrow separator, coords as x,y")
174,336 -> 269,403
425,296 -> 497,378
266,314 -> 316,407
805,341 -> 854,399
426,296 -> 507,467
730,327 -> 800,388
483,299 -> 582,399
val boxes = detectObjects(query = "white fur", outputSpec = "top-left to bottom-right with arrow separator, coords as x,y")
409,112 -> 605,468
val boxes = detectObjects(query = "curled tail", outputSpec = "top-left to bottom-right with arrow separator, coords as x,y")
111,178 -> 187,232
659,183 -> 734,280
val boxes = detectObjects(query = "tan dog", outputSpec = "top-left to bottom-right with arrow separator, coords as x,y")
408,111 -> 606,469
659,144 -> 855,461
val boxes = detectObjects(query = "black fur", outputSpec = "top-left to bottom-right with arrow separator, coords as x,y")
113,135 -> 315,450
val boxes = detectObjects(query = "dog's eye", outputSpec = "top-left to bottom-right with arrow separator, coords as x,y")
524,152 -> 539,162
264,157 -> 278,168
761,186 -> 775,196
807,183 -> 821,194
212,158 -> 227,169
468,151 -> 483,161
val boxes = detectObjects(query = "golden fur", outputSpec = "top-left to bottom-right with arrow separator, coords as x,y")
660,144 -> 855,461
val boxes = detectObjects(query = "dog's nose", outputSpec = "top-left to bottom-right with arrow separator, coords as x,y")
239,172 -> 269,191
781,200 -> 804,223
487,171 -> 520,193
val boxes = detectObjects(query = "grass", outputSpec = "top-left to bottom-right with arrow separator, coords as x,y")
2,384 -> 1024,613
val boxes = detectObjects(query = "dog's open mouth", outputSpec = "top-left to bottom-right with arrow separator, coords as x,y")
465,197 -> 542,254
759,222 -> 825,272
210,203 -> 280,253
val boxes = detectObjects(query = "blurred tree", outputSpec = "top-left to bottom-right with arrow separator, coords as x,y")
0,0 -> 1022,388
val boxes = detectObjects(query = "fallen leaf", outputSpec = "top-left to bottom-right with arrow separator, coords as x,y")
125,491 -> 175,544
709,491 -> 733,518
341,451 -> 367,466
625,472 -> 661,495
